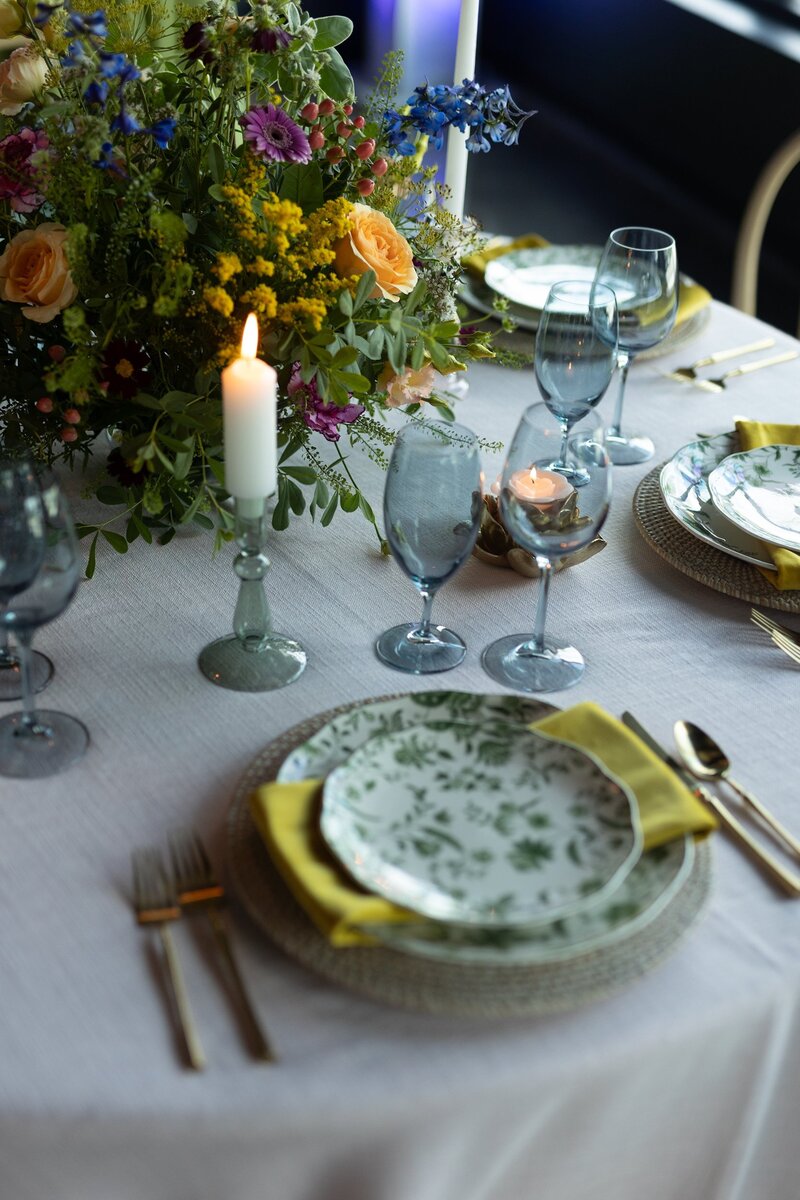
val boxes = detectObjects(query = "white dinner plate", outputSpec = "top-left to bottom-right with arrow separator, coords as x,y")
708,444 -> 800,553
365,835 -> 693,965
485,244 -> 603,311
320,719 -> 642,928
659,434 -> 775,571
277,691 -> 556,782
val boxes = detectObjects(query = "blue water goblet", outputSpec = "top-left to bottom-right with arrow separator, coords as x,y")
593,226 -> 678,465
376,420 -> 482,674
0,472 -> 89,778
535,280 -> 617,486
481,403 -> 611,692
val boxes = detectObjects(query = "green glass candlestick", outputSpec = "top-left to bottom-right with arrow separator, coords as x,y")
198,497 -> 307,691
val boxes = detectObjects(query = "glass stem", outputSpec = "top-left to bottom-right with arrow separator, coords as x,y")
413,589 -> 437,642
608,352 -> 631,438
528,556 -> 552,654
0,625 -> 16,669
14,630 -> 46,737
558,419 -> 570,467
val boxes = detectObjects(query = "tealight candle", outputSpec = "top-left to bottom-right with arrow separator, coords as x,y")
509,466 -> 575,507
222,313 -> 277,509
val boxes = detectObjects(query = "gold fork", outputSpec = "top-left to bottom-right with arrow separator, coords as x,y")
131,848 -> 206,1071
169,829 -> 275,1063
772,631 -> 800,664
750,608 -> 800,648
687,351 -> 798,394
665,338 -> 774,382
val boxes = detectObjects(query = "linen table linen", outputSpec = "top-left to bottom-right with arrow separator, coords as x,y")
1,300 -> 799,1200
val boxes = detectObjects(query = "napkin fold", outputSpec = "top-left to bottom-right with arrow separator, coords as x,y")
249,702 -> 715,948
734,420 -> 800,590
461,235 -> 711,328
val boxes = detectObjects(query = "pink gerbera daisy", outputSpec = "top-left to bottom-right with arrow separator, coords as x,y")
240,105 -> 311,164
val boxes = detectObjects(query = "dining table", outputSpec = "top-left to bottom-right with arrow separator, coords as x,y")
2,297 -> 800,1200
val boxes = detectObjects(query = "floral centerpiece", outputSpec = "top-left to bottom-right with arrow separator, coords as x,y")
0,0 -> 532,570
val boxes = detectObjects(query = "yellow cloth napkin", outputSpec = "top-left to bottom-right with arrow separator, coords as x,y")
249,702 -> 715,947
734,420 -> 800,590
462,234 -> 710,328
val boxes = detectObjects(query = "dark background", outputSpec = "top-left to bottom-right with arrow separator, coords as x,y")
302,0 -> 800,334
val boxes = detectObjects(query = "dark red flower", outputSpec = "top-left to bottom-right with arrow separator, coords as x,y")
100,340 -> 151,399
182,22 -> 214,64
251,27 -> 292,53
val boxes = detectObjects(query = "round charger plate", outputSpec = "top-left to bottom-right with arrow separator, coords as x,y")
634,465 -> 800,612
660,433 -> 774,570
708,444 -> 800,553
320,718 -> 642,928
225,696 -> 712,1017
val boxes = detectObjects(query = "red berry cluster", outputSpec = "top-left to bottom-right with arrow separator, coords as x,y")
36,344 -> 83,442
299,99 -> 388,197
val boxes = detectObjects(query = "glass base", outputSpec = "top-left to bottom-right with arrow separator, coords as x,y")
547,460 -> 590,487
481,633 -> 585,693
0,709 -> 89,778
0,650 -> 53,702
376,623 -> 466,674
198,634 -> 307,692
604,431 -> 654,465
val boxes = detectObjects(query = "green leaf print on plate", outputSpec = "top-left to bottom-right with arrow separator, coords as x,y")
321,719 -> 643,927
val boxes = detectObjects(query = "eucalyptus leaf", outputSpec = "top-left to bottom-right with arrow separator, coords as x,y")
96,485 -> 127,506
320,492 -> 338,527
340,489 -> 359,513
313,15 -> 353,49
101,530 -> 128,554
85,532 -> 99,579
279,162 -> 324,213
319,47 -> 354,101
282,465 -> 317,484
353,269 -> 377,312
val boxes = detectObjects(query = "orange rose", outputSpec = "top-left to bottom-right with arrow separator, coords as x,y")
0,222 -> 77,323
0,41 -> 47,114
378,363 -> 438,408
334,203 -> 417,303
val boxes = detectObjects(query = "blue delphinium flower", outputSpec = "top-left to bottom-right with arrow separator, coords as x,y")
34,1 -> 62,27
148,117 -> 177,149
110,107 -> 142,136
383,79 -> 535,158
67,9 -> 107,39
83,79 -> 109,107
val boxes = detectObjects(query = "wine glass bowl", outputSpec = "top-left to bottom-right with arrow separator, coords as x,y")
535,280 -> 617,485
481,404 -> 611,693
0,472 -> 89,778
593,227 -> 678,465
377,420 -> 482,674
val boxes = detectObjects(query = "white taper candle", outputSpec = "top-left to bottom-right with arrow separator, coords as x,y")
442,0 -> 481,220
222,314 -> 277,503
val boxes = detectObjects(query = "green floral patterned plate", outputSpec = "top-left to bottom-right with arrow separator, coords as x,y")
365,835 -> 693,965
277,692 -> 557,783
708,444 -> 800,552
321,719 -> 643,927
659,433 -> 775,570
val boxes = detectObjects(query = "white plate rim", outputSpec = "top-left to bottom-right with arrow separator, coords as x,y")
708,444 -> 800,553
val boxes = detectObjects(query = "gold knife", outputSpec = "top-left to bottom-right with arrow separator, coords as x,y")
621,712 -> 800,898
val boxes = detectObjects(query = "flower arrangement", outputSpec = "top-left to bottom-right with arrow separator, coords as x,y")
0,0 -> 533,569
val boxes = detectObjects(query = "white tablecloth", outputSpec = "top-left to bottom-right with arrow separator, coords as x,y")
2,301 -> 800,1200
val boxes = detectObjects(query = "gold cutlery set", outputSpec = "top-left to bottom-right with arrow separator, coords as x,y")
750,609 -> 800,666
132,830 -> 273,1070
665,339 -> 798,392
623,713 -> 800,897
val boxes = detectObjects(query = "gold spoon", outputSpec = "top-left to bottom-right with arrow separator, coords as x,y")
674,721 -> 800,859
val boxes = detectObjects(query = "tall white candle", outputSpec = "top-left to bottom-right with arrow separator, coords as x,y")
443,0 -> 481,220
222,313 -> 277,501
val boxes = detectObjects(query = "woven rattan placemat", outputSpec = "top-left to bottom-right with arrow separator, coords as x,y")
225,698 -> 712,1018
633,465 -> 800,613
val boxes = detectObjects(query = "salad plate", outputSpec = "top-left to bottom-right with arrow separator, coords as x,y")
320,719 -> 642,928
708,444 -> 800,553
659,434 -> 775,570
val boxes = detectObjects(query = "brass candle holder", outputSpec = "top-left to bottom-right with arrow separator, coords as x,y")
472,492 -> 606,578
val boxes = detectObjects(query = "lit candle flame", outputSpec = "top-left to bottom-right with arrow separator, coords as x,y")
241,312 -> 259,360
529,466 -> 537,484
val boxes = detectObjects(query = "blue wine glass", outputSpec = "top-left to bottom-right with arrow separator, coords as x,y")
593,226 -> 678,465
0,472 -> 89,777
481,403 -> 611,692
535,280 -> 618,486
376,420 -> 482,674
